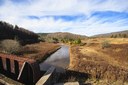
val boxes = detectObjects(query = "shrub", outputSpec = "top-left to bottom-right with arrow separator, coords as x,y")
114,35 -> 117,38
101,40 -> 111,49
74,39 -> 81,44
0,39 -> 21,54
123,34 -> 127,38
111,35 -> 114,38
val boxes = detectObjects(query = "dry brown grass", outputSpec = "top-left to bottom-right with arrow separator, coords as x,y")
82,38 -> 128,44
19,42 -> 60,62
0,39 -> 21,54
69,38 -> 128,83
85,78 -> 128,85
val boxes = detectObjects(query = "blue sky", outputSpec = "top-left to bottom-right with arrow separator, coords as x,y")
0,0 -> 128,36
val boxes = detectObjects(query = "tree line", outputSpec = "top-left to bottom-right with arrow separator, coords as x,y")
0,21 -> 39,44
110,34 -> 127,38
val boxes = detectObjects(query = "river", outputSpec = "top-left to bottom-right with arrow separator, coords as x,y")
39,45 -> 70,72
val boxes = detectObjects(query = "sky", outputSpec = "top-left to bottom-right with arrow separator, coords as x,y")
0,0 -> 128,36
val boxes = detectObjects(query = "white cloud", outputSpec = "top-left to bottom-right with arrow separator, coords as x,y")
0,0 -> 128,36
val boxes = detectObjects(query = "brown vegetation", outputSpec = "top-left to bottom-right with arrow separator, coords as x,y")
0,39 -> 21,54
20,42 -> 60,62
69,38 -> 128,83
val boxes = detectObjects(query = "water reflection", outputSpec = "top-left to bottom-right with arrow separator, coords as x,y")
40,45 -> 69,72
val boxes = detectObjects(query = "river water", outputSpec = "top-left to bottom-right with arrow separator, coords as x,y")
39,45 -> 70,72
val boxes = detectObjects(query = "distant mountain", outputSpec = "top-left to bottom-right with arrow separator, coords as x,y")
38,33 -> 49,37
0,21 -> 39,44
38,32 -> 87,40
93,30 -> 128,38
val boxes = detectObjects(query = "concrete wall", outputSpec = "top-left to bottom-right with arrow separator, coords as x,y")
36,66 -> 56,85
0,53 -> 41,85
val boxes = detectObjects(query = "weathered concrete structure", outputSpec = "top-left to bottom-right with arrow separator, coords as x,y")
0,53 -> 82,85
0,53 -> 41,85
36,66 -> 56,85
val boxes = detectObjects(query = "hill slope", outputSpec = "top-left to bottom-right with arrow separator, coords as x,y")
39,32 -> 86,39
38,32 -> 87,43
0,21 -> 39,44
93,30 -> 128,38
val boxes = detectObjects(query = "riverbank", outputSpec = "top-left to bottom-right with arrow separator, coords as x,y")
69,38 -> 128,84
20,42 -> 61,63
40,45 -> 70,72
37,45 -> 61,63
0,42 -> 61,85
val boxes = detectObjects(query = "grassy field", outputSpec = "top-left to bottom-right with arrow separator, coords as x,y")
69,38 -> 128,84
19,42 -> 60,63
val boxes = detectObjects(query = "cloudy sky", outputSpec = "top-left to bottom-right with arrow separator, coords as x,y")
0,0 -> 128,36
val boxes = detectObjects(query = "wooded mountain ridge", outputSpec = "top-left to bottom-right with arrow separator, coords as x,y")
38,32 -> 86,40
93,30 -> 128,38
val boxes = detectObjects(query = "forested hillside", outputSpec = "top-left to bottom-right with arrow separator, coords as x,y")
38,32 -> 86,43
0,21 -> 39,44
